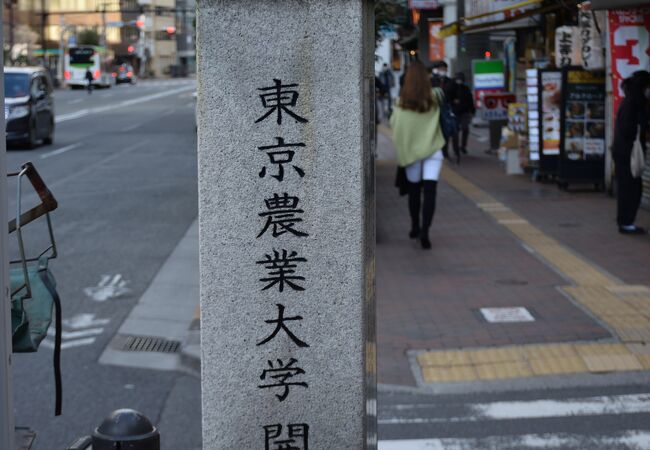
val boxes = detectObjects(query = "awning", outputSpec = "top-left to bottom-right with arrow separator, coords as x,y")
439,0 -> 570,38
588,0 -> 650,10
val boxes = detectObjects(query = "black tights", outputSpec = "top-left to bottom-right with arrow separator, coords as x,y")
408,180 -> 438,235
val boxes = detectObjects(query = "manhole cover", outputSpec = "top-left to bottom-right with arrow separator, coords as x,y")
480,307 -> 536,323
494,279 -> 529,286
116,335 -> 181,353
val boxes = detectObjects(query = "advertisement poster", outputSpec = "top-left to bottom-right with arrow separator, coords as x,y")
540,71 -> 562,156
562,70 -> 606,161
428,20 -> 445,61
508,103 -> 527,134
608,8 -> 650,115
480,92 -> 516,121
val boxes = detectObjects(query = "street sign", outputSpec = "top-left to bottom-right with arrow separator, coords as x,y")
480,92 -> 516,121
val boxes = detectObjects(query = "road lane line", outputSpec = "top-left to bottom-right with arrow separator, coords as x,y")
55,85 -> 194,124
56,109 -> 90,122
121,122 -> 142,132
379,393 -> 650,425
40,142 -> 82,159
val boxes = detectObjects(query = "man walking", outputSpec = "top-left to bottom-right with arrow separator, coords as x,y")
378,63 -> 395,119
451,72 -> 475,156
85,68 -> 94,94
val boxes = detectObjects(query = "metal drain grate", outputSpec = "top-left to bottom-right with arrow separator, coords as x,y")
119,335 -> 181,353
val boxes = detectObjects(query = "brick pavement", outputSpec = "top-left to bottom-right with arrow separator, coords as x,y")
376,126 -> 649,387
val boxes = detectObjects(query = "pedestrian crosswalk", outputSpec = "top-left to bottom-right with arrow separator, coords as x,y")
379,431 -> 650,450
378,391 -> 650,449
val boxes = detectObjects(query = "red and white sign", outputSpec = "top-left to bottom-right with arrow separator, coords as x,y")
480,92 -> 516,121
608,8 -> 650,115
428,20 -> 445,61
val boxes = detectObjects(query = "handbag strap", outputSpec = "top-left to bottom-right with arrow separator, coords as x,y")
38,268 -> 62,416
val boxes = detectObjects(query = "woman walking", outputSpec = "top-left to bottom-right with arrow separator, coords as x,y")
613,70 -> 650,235
390,61 -> 446,249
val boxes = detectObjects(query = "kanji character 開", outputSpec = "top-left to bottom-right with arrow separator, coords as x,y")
255,79 -> 308,125
259,137 -> 306,181
257,303 -> 309,348
258,193 -> 309,238
257,249 -> 307,292
263,423 -> 309,450
258,358 -> 308,402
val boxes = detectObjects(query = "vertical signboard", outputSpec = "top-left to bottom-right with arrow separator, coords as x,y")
472,59 -> 505,108
526,68 -> 540,162
537,69 -> 562,176
579,11 -> 605,71
558,69 -> 606,187
428,20 -> 445,61
608,8 -> 650,116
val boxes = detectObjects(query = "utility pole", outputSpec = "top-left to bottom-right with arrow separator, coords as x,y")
58,15 -> 66,86
40,0 -> 47,67
0,7 -> 16,450
100,4 -> 107,49
7,0 -> 15,64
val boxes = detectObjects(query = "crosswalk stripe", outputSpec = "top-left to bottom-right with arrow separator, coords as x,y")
379,393 -> 650,425
378,431 -> 650,450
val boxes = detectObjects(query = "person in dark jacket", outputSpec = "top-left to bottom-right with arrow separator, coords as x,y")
451,72 -> 475,156
612,70 -> 650,234
85,68 -> 94,94
431,61 -> 457,161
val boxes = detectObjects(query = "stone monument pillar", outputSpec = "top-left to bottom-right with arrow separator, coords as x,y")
197,0 -> 376,448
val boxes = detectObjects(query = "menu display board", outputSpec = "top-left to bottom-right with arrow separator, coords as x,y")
539,71 -> 562,156
562,70 -> 606,161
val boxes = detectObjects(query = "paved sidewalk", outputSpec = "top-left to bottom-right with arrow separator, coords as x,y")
376,124 -> 650,387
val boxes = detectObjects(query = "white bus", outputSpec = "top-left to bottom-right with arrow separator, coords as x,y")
63,46 -> 113,89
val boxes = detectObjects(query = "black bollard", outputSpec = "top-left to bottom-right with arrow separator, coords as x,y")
91,409 -> 160,450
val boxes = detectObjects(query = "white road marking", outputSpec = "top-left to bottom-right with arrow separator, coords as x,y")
48,327 -> 104,339
40,142 -> 82,159
63,313 -> 110,329
55,85 -> 194,124
67,98 -> 84,104
378,431 -> 650,450
121,122 -> 142,132
40,313 -> 110,351
56,109 -> 90,122
379,393 -> 650,425
84,274 -> 131,302
41,337 -> 97,350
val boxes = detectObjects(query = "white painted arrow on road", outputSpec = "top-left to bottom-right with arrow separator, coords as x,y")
84,274 -> 131,302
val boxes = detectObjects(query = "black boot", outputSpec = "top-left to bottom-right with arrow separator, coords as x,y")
420,180 -> 437,249
407,181 -> 421,239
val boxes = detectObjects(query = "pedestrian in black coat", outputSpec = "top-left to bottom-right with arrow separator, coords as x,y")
451,72 -> 475,156
613,70 -> 650,234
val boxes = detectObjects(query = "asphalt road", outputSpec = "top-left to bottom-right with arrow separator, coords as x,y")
7,80 -> 650,450
7,79 -> 202,450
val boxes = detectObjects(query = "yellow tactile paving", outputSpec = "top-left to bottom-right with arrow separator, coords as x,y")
417,350 -> 472,367
421,365 -> 478,383
529,357 -> 588,376
468,347 -> 525,365
475,361 -> 533,380
607,285 -> 650,295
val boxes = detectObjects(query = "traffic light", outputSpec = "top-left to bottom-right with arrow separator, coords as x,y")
484,51 -> 492,59
127,45 -> 135,53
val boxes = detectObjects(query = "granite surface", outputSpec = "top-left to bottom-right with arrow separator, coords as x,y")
197,1 -> 375,448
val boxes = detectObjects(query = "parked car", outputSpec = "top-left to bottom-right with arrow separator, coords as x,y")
5,67 -> 55,148
112,64 -> 136,85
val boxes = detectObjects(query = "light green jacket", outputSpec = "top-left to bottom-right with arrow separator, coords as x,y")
389,89 -> 445,167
